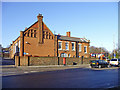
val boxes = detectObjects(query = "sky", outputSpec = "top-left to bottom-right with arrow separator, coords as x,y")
2,2 -> 118,52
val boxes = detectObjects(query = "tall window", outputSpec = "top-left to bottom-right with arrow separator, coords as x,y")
79,44 -> 81,52
28,30 -> 30,37
58,42 -> 62,50
31,29 -> 33,37
72,42 -> 75,51
84,46 -> 87,53
46,32 -> 48,39
65,42 -> 69,50
43,31 -> 45,38
34,30 -> 36,37
49,33 -> 51,39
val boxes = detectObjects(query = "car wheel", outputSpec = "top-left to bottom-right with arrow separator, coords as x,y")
107,65 -> 110,68
118,64 -> 120,67
98,65 -> 102,68
91,66 -> 93,68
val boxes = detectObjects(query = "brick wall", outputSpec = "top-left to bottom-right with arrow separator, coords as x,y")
58,57 -> 81,65
15,56 -> 98,66
29,57 -> 58,66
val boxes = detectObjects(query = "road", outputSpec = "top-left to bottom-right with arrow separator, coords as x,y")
2,67 -> 119,88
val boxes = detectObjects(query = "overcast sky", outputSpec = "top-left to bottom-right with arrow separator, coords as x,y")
2,2 -> 118,52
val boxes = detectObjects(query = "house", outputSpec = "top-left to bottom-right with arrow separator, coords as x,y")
57,32 -> 90,58
9,14 -> 90,59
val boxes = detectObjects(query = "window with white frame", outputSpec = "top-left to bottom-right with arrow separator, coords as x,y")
65,42 -> 69,50
84,46 -> 87,53
72,42 -> 75,51
78,44 -> 81,52
61,53 -> 67,57
58,41 -> 62,50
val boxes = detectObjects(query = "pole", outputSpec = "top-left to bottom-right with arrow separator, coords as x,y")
100,44 -> 103,60
113,34 -> 116,58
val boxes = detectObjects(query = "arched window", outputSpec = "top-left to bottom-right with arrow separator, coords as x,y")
49,33 -> 51,39
43,31 -> 45,38
34,30 -> 36,37
28,30 -> 30,37
46,32 -> 48,39
31,29 -> 33,37
24,33 -> 27,36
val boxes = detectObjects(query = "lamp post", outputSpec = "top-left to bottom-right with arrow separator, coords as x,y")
113,34 -> 116,58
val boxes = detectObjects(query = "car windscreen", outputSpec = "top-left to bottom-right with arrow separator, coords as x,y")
96,60 -> 102,63
102,60 -> 106,63
91,61 -> 96,63
111,59 -> 117,61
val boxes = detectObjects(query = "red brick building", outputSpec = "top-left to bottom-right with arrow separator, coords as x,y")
9,14 -> 90,59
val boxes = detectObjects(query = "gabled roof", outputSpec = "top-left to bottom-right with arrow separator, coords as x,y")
24,21 -> 38,32
56,35 -> 90,43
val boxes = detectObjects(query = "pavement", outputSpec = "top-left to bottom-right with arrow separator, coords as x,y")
1,64 -> 119,76
1,64 -> 90,76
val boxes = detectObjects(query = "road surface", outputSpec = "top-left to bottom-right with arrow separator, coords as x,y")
2,67 -> 119,88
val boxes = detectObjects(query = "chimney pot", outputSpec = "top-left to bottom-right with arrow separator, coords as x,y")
25,27 -> 27,30
66,31 -> 71,37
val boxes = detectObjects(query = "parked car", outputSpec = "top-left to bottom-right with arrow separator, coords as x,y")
109,58 -> 120,67
105,57 -> 110,63
90,60 -> 109,68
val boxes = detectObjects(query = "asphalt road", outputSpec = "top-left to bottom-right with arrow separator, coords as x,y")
2,67 -> 120,88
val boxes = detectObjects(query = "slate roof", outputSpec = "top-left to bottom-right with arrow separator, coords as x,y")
56,35 -> 90,43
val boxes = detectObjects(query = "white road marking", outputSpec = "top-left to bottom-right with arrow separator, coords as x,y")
30,71 -> 38,72
24,72 -> 29,73
7,72 -> 15,73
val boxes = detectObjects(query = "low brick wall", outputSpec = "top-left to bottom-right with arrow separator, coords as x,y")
29,57 -> 58,66
15,56 -> 98,66
20,56 -> 29,66
58,57 -> 81,65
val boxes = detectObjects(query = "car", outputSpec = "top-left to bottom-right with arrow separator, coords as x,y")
90,60 -> 109,68
104,57 -> 110,63
109,58 -> 120,67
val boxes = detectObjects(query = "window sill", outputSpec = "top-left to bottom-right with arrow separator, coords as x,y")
58,49 -> 62,51
72,50 -> 75,52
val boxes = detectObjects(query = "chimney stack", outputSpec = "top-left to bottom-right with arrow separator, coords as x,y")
25,27 -> 27,30
66,31 -> 71,37
37,13 -> 43,44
